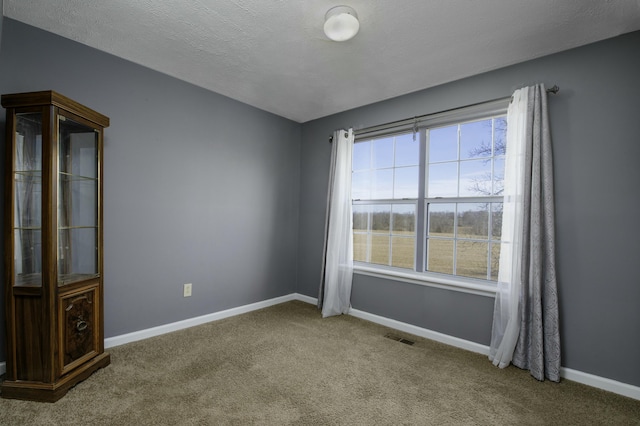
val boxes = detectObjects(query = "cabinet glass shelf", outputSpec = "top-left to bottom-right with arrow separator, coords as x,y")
14,273 -> 43,287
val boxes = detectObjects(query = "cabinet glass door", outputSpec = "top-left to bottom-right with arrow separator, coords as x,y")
57,114 -> 99,285
14,113 -> 43,287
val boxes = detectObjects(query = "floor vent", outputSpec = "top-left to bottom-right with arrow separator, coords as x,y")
384,333 -> 415,346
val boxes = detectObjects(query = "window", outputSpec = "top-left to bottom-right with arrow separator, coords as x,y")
352,106 -> 507,286
352,133 -> 418,269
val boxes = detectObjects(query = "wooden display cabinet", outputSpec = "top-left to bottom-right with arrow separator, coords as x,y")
1,91 -> 110,402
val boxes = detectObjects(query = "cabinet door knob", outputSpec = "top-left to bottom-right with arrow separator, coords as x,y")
76,320 -> 88,332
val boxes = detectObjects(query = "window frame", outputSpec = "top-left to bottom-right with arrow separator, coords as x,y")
351,99 -> 509,297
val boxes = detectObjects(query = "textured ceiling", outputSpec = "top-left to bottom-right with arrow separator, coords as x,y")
3,0 -> 640,123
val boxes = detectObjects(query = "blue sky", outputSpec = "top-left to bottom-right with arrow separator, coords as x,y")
352,117 -> 506,200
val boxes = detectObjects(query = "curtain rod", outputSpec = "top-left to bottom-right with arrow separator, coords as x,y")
329,85 -> 560,143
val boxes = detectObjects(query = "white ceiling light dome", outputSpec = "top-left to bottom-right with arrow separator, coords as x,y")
324,5 -> 360,42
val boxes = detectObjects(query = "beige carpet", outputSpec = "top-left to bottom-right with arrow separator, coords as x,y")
1,300 -> 639,425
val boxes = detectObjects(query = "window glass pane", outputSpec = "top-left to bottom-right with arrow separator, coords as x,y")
371,205 -> 391,233
459,159 -> 492,197
352,203 -> 416,269
394,133 -> 419,167
491,203 -> 503,240
353,233 -> 368,263
370,235 -> 390,265
427,162 -> 458,197
392,204 -> 416,235
373,137 -> 394,169
493,158 -> 505,196
428,203 -> 455,236
457,203 -> 489,240
460,119 -> 492,160
456,241 -> 489,280
429,125 -> 457,163
392,236 -> 414,269
494,117 -> 507,156
351,170 -> 371,200
353,141 -> 371,171
427,238 -> 453,274
352,205 -> 370,232
371,169 -> 393,199
490,243 -> 501,281
394,166 -> 418,199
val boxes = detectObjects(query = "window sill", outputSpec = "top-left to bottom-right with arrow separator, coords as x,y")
353,264 -> 497,298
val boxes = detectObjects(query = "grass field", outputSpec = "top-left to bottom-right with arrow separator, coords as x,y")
354,231 -> 500,281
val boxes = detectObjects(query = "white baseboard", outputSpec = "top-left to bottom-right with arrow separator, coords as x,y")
561,367 -> 640,401
293,295 -> 488,355
0,361 -> 5,376
296,296 -> 640,401
100,292 -> 639,401
104,293 -> 298,349
294,293 -> 319,305
348,307 -> 490,355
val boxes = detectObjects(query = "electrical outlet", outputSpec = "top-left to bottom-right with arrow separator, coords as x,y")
183,283 -> 192,297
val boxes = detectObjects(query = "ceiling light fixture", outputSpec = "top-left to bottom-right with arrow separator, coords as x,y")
324,5 -> 360,42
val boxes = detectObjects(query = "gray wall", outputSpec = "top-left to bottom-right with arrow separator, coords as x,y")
0,0 -> 3,49
299,31 -> 640,387
0,19 -> 301,360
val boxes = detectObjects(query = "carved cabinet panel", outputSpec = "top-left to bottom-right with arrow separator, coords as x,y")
60,286 -> 100,374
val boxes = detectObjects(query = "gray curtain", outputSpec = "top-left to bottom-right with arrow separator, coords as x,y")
512,85 -> 561,381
